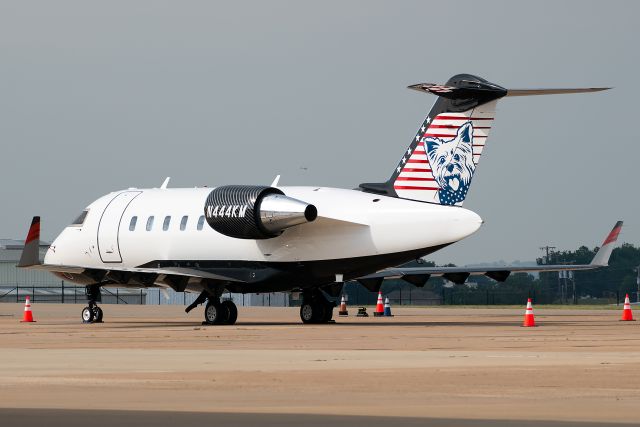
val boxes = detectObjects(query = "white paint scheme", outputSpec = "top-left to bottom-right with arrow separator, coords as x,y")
45,186 -> 482,270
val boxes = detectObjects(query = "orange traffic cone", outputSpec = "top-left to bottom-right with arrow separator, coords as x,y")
621,294 -> 635,321
21,295 -> 35,323
338,295 -> 348,316
522,298 -> 535,327
374,291 -> 384,317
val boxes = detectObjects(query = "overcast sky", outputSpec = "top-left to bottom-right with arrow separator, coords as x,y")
1,0 -> 637,265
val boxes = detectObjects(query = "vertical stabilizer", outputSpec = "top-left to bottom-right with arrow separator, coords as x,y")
359,75 -> 609,206
18,216 -> 41,267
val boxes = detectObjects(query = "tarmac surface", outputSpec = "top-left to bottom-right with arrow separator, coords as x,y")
1,303 -> 639,426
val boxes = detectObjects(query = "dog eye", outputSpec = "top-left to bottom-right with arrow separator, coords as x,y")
454,154 -> 460,161
439,157 -> 445,164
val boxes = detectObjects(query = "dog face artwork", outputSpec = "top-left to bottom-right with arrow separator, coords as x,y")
425,121 -> 475,205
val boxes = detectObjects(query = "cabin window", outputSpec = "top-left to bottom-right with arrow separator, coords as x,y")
180,215 -> 188,231
146,216 -> 154,231
197,215 -> 205,231
71,210 -> 88,226
129,216 -> 137,231
163,216 -> 171,231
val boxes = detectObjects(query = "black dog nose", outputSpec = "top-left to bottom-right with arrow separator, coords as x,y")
447,164 -> 455,172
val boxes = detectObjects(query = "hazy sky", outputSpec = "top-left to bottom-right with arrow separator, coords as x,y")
1,1 -> 638,265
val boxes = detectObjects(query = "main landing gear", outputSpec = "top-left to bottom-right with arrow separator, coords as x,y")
300,289 -> 335,324
185,290 -> 239,325
81,284 -> 103,323
203,299 -> 238,325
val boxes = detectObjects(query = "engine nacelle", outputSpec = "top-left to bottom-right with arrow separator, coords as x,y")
204,185 -> 317,239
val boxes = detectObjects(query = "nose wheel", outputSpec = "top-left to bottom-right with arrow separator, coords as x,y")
82,285 -> 103,324
81,302 -> 103,323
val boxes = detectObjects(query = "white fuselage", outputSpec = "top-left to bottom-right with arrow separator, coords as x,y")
45,186 -> 482,284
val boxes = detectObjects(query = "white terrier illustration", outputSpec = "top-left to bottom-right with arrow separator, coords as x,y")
425,121 -> 475,205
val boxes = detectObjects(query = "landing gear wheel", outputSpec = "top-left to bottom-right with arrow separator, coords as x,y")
300,301 -> 326,324
300,303 -> 315,324
93,306 -> 104,323
311,301 -> 327,323
221,300 -> 238,325
204,300 -> 226,324
322,304 -> 334,323
81,307 -> 94,323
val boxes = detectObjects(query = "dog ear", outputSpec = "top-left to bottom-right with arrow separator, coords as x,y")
456,121 -> 473,143
425,138 -> 441,159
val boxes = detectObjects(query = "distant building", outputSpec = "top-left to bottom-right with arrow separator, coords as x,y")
0,239 -> 57,288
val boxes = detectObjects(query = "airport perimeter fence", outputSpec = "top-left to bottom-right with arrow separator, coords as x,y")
0,283 -> 624,307
0,284 -> 283,307
0,283 -> 146,305
342,284 -> 623,306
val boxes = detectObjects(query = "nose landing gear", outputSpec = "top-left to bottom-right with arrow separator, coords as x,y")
81,284 -> 103,324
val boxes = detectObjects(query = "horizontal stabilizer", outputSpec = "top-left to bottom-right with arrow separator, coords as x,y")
505,88 -> 611,97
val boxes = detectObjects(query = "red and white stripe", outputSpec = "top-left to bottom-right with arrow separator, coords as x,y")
393,100 -> 497,204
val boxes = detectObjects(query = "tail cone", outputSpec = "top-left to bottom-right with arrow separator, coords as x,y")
21,296 -> 35,323
374,291 -> 384,317
522,298 -> 535,327
621,294 -> 635,321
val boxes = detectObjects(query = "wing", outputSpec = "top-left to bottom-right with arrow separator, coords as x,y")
356,221 -> 623,289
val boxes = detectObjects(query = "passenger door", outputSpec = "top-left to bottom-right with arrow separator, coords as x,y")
97,191 -> 142,263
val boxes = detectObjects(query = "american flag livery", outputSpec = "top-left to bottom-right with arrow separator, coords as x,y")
392,100 -> 497,205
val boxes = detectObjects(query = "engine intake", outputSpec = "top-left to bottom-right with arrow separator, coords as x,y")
204,185 -> 317,239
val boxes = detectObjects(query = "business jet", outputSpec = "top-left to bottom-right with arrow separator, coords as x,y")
18,74 -> 619,325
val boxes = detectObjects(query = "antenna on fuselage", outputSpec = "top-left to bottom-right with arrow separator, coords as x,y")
160,177 -> 171,190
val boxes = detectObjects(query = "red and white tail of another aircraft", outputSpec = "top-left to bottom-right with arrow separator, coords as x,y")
17,74 -> 616,325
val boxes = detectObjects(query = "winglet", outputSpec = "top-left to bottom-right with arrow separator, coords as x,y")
18,216 -> 41,267
590,221 -> 623,267
160,177 -> 171,190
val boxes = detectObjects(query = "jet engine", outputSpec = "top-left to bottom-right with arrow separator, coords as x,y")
204,185 -> 317,239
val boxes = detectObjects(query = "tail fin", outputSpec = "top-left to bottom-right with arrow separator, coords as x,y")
359,74 -> 609,206
18,216 -> 41,267
590,221 -> 623,266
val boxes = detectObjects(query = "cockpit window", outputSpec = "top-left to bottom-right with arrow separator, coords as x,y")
71,210 -> 88,226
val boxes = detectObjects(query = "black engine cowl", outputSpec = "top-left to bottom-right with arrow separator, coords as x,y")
204,185 -> 318,239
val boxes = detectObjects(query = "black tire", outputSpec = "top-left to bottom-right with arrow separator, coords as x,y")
204,301 -> 222,324
300,302 -> 315,324
81,307 -> 94,323
221,300 -> 238,325
93,306 -> 104,323
311,301 -> 328,323
204,301 -> 231,325
322,304 -> 334,323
